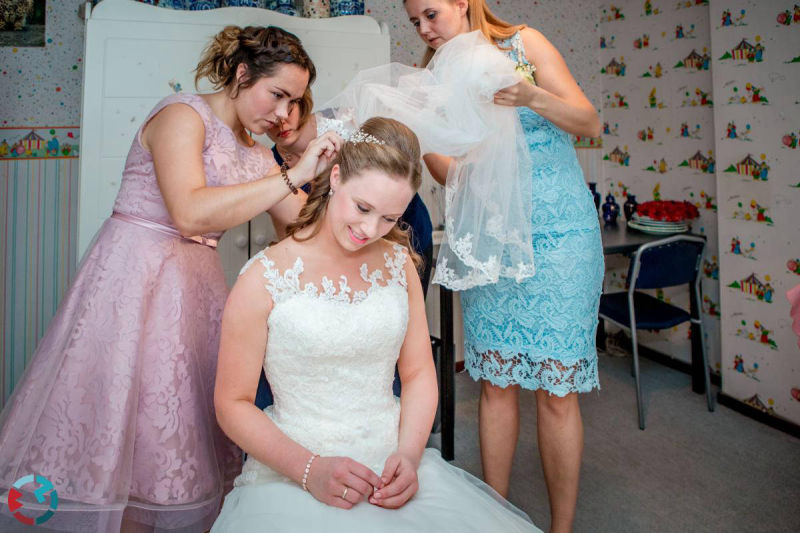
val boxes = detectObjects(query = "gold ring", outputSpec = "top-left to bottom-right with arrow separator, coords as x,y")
342,487 -> 348,500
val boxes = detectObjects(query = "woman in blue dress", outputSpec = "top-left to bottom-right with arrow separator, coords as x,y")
403,1 -> 603,531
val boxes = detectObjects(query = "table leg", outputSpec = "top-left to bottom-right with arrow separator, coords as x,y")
439,285 -> 455,461
689,283 -> 705,394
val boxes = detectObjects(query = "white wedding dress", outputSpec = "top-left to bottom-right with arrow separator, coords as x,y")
211,244 -> 540,532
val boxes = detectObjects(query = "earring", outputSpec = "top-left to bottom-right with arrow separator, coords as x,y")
328,188 -> 334,197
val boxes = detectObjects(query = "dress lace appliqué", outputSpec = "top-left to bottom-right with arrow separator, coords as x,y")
240,244 -> 408,305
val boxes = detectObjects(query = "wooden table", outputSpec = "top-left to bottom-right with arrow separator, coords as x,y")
436,221 -> 707,461
599,220 -> 666,255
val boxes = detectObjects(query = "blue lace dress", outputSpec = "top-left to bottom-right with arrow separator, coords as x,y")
459,32 -> 604,396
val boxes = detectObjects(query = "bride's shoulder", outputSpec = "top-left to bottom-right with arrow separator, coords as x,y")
245,238 -> 308,273
237,241 -> 289,281
378,238 -> 409,258
229,248 -> 280,315
378,239 -> 413,283
236,241 -> 307,306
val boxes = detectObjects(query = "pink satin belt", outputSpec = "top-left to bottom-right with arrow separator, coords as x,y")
111,212 -> 219,249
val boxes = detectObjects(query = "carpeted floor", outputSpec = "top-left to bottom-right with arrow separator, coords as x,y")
429,351 -> 800,533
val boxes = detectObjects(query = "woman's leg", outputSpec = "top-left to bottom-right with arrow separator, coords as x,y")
478,380 -> 520,497
535,390 -> 583,533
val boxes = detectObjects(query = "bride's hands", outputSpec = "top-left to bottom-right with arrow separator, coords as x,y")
369,452 -> 419,509
306,456 -> 383,510
288,131 -> 342,186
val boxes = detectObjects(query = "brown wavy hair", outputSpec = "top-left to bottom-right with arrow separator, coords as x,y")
407,0 -> 525,66
286,117 -> 423,270
195,25 -> 316,98
296,86 -> 315,128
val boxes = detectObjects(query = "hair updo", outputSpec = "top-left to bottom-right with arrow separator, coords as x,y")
195,25 -> 316,97
287,117 -> 423,269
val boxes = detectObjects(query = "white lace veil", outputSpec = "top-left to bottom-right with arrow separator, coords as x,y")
323,31 -> 535,291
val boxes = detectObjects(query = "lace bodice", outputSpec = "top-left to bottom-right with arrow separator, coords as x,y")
113,93 -> 277,240
497,32 -> 598,234
235,244 -> 410,486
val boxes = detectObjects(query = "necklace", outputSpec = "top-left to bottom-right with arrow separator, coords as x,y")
230,126 -> 255,148
240,129 -> 255,148
276,146 -> 299,167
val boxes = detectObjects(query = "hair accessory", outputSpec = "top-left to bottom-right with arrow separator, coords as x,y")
348,129 -> 385,145
281,162 -> 299,195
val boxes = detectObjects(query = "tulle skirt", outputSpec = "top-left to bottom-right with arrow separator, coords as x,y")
211,449 -> 540,532
0,216 -> 240,532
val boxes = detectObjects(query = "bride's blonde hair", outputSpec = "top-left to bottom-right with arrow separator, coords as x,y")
286,117 -> 423,270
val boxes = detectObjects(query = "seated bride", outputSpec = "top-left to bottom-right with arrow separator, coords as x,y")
211,117 -> 539,532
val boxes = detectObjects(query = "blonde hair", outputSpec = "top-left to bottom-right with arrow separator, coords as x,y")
287,117 -> 423,270
415,0 -> 525,66
195,25 -> 316,98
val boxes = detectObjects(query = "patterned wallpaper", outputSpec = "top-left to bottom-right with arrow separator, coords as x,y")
598,0 -> 800,427
0,0 -> 600,403
1,0 -> 601,124
0,1 -> 84,126
710,0 -> 800,425
599,0 -> 721,371
1,159 -> 79,404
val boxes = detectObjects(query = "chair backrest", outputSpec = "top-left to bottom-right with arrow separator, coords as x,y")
628,236 -> 705,290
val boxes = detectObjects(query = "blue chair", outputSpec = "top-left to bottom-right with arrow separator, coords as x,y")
598,235 -> 714,429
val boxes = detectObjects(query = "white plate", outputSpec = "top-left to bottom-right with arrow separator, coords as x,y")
632,215 -> 689,227
627,220 -> 688,235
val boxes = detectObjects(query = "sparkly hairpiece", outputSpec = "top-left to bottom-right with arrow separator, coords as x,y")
348,129 -> 385,145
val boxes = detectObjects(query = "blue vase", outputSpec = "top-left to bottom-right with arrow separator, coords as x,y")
623,194 -> 638,221
588,182 -> 601,211
602,194 -> 620,226
330,0 -> 364,16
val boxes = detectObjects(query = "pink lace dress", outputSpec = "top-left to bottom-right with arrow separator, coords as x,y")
0,94 -> 276,532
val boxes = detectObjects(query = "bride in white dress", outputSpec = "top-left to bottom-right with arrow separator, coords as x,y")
211,117 -> 540,532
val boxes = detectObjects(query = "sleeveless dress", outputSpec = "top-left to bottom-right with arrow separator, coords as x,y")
0,93 -> 273,532
211,244 -> 540,532
459,32 -> 604,395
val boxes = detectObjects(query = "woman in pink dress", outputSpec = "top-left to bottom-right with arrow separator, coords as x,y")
0,25 -> 339,533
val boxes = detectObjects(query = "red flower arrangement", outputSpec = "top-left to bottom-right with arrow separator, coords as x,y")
636,200 -> 699,222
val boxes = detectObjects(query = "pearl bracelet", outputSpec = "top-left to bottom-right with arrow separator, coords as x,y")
301,454 -> 319,492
